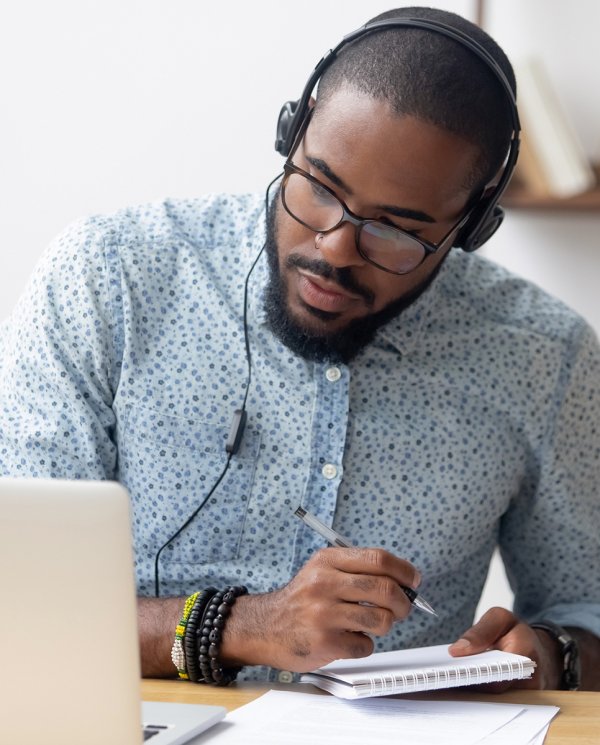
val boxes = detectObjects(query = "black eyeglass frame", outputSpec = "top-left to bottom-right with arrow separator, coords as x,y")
280,158 -> 476,276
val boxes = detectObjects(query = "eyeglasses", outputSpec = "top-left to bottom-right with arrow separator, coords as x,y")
281,162 -> 472,275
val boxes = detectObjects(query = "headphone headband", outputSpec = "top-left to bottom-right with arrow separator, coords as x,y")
275,17 -> 520,253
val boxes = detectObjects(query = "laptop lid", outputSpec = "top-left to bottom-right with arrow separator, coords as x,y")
0,478 -> 225,744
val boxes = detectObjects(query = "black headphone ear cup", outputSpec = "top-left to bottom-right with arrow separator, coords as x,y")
275,100 -> 300,157
456,204 -> 505,253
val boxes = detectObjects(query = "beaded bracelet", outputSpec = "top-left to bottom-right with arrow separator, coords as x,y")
197,585 -> 248,686
171,590 -> 200,679
197,589 -> 225,684
183,588 -> 218,683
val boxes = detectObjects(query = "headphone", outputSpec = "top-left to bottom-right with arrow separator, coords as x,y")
275,17 -> 521,254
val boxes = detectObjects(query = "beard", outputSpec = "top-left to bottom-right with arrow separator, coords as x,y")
263,190 -> 437,364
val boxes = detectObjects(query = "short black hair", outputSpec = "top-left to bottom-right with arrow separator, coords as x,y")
315,6 -> 517,191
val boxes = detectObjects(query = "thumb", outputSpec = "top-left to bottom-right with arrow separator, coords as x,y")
449,607 -> 517,657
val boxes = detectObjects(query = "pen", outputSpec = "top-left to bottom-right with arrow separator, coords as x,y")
294,505 -> 437,617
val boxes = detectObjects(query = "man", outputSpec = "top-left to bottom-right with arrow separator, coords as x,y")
1,7 -> 599,690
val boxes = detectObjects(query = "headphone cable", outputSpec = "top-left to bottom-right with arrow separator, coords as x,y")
153,173 -> 282,597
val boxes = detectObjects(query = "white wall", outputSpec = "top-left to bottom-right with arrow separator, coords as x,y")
1,1 -> 599,617
0,0 -> 472,317
481,0 -> 600,333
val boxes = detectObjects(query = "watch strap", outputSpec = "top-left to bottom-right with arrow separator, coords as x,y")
531,620 -> 581,690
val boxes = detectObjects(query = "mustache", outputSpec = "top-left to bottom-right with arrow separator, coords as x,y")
284,254 -> 375,307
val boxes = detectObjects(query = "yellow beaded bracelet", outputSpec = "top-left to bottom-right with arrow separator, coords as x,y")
171,591 -> 200,680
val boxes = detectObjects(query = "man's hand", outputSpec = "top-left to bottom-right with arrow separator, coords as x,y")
448,607 -> 562,690
220,546 -> 421,673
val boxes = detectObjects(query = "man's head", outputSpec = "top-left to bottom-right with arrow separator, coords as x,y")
265,6 -> 517,363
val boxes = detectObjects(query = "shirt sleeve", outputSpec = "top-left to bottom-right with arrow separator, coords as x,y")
0,217 -> 123,479
499,320 -> 600,637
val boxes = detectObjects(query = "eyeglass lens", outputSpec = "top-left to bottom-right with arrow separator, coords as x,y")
282,170 -> 428,274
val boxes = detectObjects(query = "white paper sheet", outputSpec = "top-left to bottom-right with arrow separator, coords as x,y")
192,690 -> 526,745
476,703 -> 559,744
529,724 -> 551,745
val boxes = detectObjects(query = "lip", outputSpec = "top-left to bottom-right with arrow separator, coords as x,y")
296,269 -> 361,313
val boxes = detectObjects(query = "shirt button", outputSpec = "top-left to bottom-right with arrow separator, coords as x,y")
325,366 -> 341,382
278,670 -> 294,683
322,463 -> 338,479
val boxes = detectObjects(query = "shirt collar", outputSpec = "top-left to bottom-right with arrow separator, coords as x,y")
373,262 -> 448,355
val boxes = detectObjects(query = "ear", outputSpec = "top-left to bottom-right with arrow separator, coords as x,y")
481,160 -> 505,193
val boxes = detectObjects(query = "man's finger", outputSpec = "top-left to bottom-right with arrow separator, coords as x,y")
449,607 -> 518,656
318,546 -> 421,589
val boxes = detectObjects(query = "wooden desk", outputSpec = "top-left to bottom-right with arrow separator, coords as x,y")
143,679 -> 600,744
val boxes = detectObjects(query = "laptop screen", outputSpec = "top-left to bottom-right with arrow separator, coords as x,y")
1,479 -> 150,744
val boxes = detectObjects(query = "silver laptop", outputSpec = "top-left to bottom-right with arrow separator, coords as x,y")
0,478 -> 226,744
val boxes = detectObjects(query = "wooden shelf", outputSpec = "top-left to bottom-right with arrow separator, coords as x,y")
476,1 -> 599,213
501,163 -> 600,213
502,182 -> 600,211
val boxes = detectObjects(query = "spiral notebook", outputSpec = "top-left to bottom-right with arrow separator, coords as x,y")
301,644 -> 536,699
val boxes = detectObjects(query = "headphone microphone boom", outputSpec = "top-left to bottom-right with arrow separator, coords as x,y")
274,17 -> 521,254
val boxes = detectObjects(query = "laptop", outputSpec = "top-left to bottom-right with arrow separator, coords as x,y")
0,478 -> 226,744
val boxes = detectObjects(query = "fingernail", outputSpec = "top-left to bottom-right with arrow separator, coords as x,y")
413,570 -> 422,588
451,638 -> 471,650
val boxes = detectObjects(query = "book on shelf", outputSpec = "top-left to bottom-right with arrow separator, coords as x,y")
300,643 -> 536,700
514,57 -> 596,199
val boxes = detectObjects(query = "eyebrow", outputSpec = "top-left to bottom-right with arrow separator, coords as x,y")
305,155 -> 436,224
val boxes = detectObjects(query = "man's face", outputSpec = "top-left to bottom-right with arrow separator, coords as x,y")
264,86 -> 479,362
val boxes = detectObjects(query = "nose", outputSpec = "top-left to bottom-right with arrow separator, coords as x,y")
314,221 -> 366,269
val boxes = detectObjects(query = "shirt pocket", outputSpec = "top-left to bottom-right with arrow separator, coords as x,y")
119,405 -> 260,566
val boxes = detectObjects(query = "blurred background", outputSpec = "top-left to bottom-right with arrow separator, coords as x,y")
1,0 -> 599,616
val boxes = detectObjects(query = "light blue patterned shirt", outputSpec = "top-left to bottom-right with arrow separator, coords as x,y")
1,193 -> 599,681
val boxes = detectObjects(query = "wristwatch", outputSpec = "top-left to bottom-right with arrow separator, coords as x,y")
531,620 -> 581,690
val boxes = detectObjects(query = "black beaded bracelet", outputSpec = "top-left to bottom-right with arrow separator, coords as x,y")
197,589 -> 225,684
183,588 -> 218,683
196,585 -> 248,686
